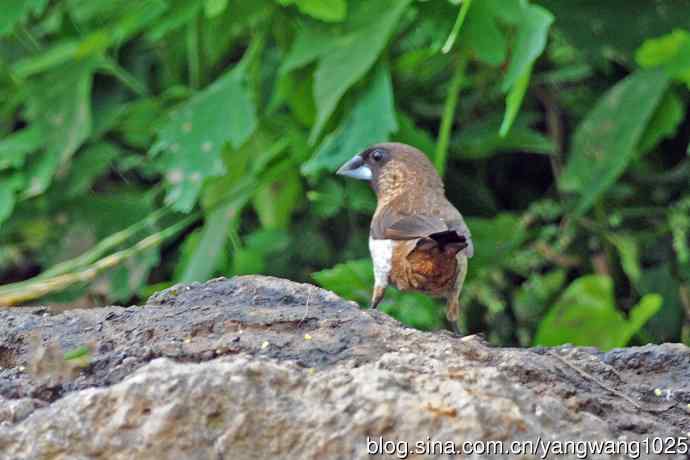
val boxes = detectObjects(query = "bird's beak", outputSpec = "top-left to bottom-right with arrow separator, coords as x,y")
336,155 -> 372,181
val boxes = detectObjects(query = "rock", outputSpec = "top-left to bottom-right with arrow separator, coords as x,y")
0,275 -> 689,459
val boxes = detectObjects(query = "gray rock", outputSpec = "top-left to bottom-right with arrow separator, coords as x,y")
0,275 -> 689,459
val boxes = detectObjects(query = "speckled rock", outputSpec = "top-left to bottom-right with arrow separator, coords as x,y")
0,276 -> 688,459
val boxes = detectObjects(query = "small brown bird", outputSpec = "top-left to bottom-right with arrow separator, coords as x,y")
337,142 -> 473,332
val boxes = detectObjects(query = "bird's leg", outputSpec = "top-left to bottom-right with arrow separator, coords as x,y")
369,286 -> 386,310
446,255 -> 468,335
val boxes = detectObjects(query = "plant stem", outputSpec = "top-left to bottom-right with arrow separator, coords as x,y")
186,14 -> 203,89
435,53 -> 467,177
0,213 -> 199,305
441,0 -> 473,54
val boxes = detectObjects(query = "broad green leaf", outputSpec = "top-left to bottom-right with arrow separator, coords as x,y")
233,229 -> 291,275
344,180 -> 376,213
279,26 -> 333,75
0,0 -> 48,36
146,0 -> 200,41
205,0 -> 229,18
456,113 -> 554,158
110,247 -> 159,302
636,29 -> 690,87
462,0 -> 506,66
393,113 -> 436,158
310,0 -> 410,142
0,125 -> 43,170
61,142 -> 118,198
534,275 -> 662,350
638,89 -> 684,155
179,202 -> 237,282
0,178 -> 18,225
540,0 -> 690,64
12,41 -> 81,79
312,258 -> 373,304
23,60 -> 96,197
151,68 -> 257,212
608,233 -> 641,285
381,292 -> 444,331
295,0 -> 347,23
513,270 -> 566,324
464,213 -> 527,275
253,170 -> 303,229
639,264 -> 684,342
303,62 -> 398,175
312,257 -> 444,330
307,177 -> 344,218
623,294 -> 663,345
501,3 -> 553,91
500,66 -> 533,137
559,69 -> 670,215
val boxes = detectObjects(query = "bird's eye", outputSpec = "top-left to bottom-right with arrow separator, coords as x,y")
371,149 -> 384,162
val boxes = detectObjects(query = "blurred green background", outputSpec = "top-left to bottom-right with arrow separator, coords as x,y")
1,0 -> 689,349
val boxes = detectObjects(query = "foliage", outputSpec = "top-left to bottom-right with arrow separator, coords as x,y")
1,0 -> 689,349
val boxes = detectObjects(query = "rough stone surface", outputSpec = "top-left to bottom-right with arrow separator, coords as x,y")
0,275 -> 689,459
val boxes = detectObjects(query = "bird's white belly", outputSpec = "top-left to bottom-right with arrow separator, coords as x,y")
369,237 -> 394,288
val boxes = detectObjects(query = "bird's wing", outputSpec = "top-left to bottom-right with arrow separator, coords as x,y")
371,201 -> 474,258
371,205 -> 445,240
385,214 -> 448,240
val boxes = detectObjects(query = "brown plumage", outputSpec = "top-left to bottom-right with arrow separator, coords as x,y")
336,142 -> 473,331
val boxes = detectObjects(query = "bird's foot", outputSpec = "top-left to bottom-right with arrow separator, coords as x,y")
445,318 -> 463,337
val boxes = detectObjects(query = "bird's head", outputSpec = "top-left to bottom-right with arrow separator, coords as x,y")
336,142 -> 442,196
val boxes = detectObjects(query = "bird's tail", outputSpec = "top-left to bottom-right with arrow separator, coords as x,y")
416,230 -> 468,256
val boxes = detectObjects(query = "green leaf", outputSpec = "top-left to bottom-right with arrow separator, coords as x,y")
381,292 -> 444,331
253,170 -> 303,229
12,40 -> 82,79
312,258 -> 373,305
204,0 -> 229,18
179,202 -> 237,282
280,26 -> 333,75
0,125 -> 43,170
232,228 -> 291,275
64,345 -> 90,361
303,62 -> 398,175
0,0 -> 48,36
639,264 -> 684,342
534,275 -> 662,350
540,0 -> 690,64
456,113 -> 554,158
464,213 -> 527,275
110,247 -> 160,302
638,89 -> 685,155
151,68 -> 257,212
310,0 -> 410,142
59,143 -> 118,197
500,66 -> 532,137
559,69 -> 670,215
307,177 -> 344,218
393,113 -> 436,156
608,233 -> 641,285
462,0 -> 506,66
295,0 -> 347,23
623,294 -> 663,345
23,60 -> 96,197
501,3 -> 553,91
513,270 -> 566,324
636,29 -> 690,87
0,178 -> 18,225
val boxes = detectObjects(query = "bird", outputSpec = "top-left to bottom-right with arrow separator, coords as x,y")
336,142 -> 473,333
